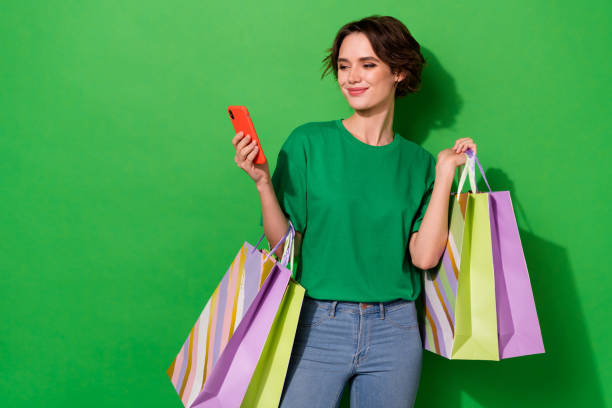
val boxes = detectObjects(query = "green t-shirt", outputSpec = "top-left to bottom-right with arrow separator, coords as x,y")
262,119 -> 436,302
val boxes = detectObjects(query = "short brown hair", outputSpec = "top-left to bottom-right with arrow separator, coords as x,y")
321,15 -> 427,98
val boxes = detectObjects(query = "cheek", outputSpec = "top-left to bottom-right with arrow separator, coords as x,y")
368,71 -> 390,86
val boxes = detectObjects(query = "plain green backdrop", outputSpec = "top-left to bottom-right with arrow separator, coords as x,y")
1,0 -> 610,407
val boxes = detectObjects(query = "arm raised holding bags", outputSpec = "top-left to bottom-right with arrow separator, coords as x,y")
409,138 -> 477,269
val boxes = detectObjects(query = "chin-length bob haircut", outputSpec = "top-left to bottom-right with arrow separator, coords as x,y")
321,15 -> 427,99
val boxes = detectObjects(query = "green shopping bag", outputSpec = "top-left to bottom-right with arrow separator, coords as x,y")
451,192 -> 498,360
423,155 -> 498,360
241,278 -> 305,407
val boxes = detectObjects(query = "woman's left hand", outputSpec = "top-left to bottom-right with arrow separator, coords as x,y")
437,137 -> 477,171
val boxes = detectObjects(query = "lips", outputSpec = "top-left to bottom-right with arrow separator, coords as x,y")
348,87 -> 368,95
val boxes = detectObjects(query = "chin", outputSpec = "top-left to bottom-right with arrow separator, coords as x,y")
347,98 -> 378,110
350,103 -> 372,111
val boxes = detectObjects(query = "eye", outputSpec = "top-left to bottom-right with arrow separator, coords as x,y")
339,64 -> 376,70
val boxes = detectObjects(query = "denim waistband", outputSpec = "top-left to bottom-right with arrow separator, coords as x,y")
303,295 -> 413,319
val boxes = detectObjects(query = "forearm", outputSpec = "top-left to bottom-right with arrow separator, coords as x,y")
256,179 -> 289,260
410,164 -> 455,269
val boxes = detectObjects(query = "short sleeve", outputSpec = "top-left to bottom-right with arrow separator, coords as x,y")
410,153 -> 436,234
259,127 -> 307,233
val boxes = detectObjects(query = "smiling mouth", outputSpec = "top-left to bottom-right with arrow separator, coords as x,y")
348,88 -> 368,95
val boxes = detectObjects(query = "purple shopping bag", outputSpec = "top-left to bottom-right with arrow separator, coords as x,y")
471,151 -> 545,358
167,222 -> 295,407
190,258 -> 292,407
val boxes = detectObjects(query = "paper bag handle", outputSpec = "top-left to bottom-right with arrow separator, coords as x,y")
455,148 -> 492,199
251,221 -> 295,272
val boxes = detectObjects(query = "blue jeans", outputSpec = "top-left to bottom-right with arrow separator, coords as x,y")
279,295 -> 422,408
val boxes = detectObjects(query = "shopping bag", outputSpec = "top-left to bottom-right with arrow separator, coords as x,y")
422,179 -> 498,360
422,150 -> 545,360
167,222 -> 297,407
241,278 -> 305,407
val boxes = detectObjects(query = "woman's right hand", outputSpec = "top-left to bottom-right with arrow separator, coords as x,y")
232,131 -> 270,186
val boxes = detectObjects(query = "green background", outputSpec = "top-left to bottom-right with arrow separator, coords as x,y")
2,0 -> 610,406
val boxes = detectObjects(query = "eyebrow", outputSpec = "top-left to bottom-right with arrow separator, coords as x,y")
337,56 -> 380,63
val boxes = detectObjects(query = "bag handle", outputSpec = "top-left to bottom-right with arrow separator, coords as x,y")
455,148 -> 492,200
456,153 -> 477,195
251,221 -> 295,272
276,221 -> 295,272
282,225 -> 295,275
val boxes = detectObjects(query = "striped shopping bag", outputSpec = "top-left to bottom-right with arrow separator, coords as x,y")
421,150 -> 544,360
167,222 -> 297,407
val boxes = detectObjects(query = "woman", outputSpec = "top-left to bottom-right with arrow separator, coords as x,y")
231,15 -> 476,408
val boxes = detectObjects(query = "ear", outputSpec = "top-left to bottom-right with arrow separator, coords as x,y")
394,69 -> 408,83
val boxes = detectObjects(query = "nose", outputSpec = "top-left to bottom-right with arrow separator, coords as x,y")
348,66 -> 361,83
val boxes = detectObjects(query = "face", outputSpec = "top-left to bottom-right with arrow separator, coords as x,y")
337,32 -> 405,111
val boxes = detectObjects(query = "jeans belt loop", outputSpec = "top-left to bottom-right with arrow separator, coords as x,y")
330,301 -> 338,318
379,302 -> 385,320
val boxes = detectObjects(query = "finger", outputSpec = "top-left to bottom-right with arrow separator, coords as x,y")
237,134 -> 251,151
239,134 -> 252,149
465,141 -> 476,153
457,142 -> 470,153
453,141 -> 465,153
455,138 -> 473,146
461,143 -> 476,154
243,145 -> 258,166
232,132 -> 246,148
246,145 -> 258,162
232,131 -> 244,146
453,139 -> 469,152
237,142 -> 249,161
240,141 -> 256,159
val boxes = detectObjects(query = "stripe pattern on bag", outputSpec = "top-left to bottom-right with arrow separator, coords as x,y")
167,243 -> 276,407
423,193 -> 467,358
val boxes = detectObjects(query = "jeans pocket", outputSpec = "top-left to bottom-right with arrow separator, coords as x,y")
297,299 -> 331,328
384,302 -> 418,330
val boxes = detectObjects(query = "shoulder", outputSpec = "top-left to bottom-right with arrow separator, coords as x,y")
288,120 -> 335,139
398,137 -> 436,165
282,119 -> 335,149
397,138 -> 436,186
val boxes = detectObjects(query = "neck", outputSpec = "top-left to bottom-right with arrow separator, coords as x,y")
343,98 -> 396,146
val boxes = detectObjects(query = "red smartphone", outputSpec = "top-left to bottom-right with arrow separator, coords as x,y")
227,105 -> 266,164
